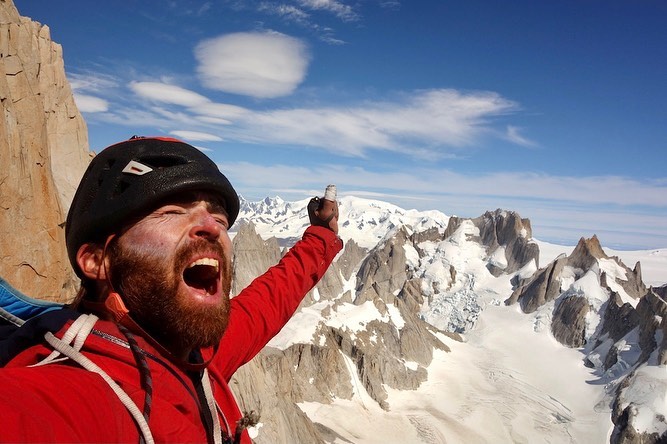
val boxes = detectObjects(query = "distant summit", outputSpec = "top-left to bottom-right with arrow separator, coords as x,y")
234,195 -> 450,249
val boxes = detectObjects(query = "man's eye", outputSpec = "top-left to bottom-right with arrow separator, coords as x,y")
163,208 -> 185,215
214,217 -> 229,228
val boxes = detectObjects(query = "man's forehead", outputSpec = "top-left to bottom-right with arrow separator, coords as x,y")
160,191 -> 228,214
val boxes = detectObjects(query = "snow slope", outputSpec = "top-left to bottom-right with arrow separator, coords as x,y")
242,195 -> 665,443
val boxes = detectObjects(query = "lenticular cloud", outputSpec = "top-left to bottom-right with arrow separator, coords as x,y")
195,31 -> 311,99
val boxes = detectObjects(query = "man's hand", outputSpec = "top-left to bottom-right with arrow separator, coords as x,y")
308,196 -> 339,234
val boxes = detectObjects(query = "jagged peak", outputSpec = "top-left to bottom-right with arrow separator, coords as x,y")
567,235 -> 607,270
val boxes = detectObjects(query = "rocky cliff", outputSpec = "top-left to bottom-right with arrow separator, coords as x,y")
0,0 -> 90,301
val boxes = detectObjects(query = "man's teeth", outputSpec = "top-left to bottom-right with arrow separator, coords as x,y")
188,258 -> 219,272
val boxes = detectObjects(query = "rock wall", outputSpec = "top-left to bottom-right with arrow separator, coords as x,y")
0,0 -> 90,301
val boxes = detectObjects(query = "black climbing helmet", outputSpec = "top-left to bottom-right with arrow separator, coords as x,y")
65,136 -> 239,277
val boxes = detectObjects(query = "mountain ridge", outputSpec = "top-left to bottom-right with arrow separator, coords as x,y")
229,195 -> 667,443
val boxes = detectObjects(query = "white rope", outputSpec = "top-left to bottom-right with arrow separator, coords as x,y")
42,331 -> 155,444
202,368 -> 225,444
30,314 -> 155,444
31,314 -> 98,366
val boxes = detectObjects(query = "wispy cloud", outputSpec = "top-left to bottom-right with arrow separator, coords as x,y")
378,1 -> 400,10
69,71 -> 120,92
212,89 -> 517,157
255,1 -> 352,44
76,78 -> 526,159
505,125 -> 537,147
194,31 -> 311,98
130,81 -> 209,106
258,3 -> 311,25
169,130 -> 223,142
73,93 -> 109,113
220,162 -> 667,208
296,0 -> 359,21
69,47 -> 526,155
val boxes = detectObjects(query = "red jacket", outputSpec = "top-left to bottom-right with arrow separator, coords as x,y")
0,226 -> 342,443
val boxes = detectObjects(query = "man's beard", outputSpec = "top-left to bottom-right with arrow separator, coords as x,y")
108,237 -> 231,353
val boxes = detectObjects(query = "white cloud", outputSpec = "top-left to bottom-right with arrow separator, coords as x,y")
194,31 -> 311,98
73,93 -> 109,113
130,81 -> 210,106
169,130 -> 223,142
222,89 -> 518,157
83,82 -> 526,158
297,0 -> 359,21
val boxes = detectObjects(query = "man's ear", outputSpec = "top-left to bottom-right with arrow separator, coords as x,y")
76,243 -> 108,281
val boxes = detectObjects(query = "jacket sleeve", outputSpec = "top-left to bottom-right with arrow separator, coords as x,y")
213,225 -> 343,379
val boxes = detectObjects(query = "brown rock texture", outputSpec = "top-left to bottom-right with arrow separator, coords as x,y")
0,0 -> 90,301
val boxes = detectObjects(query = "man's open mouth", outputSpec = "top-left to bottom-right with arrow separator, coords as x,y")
182,257 -> 220,295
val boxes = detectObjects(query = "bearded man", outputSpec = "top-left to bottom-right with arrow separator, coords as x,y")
0,136 -> 342,443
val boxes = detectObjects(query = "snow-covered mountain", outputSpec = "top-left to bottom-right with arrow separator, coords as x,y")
234,195 -> 451,250
229,195 -> 667,444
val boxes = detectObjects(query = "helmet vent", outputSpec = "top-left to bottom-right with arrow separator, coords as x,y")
112,180 -> 131,198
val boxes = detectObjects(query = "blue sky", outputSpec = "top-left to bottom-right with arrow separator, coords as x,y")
16,0 -> 667,250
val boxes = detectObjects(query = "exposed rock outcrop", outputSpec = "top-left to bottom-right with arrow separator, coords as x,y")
611,369 -> 667,444
355,227 -> 410,305
634,289 -> 667,365
653,284 -> 667,300
230,221 -> 283,295
567,235 -> 607,270
619,262 -> 648,301
508,236 -> 609,315
230,222 -> 451,433
551,294 -> 589,347
510,235 -> 659,353
230,350 -> 329,444
599,292 -> 640,345
446,209 -> 539,277
506,254 -> 567,312
0,0 -> 90,301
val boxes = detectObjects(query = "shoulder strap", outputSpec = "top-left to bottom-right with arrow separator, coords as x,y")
39,314 -> 155,444
0,277 -> 63,328
0,307 -> 80,367
0,276 -> 77,366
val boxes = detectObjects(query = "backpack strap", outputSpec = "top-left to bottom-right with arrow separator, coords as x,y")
0,308 -> 80,366
0,276 -> 74,366
0,277 -> 63,328
0,277 -> 155,443
37,314 -> 155,444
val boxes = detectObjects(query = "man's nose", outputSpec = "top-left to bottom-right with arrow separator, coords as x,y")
188,208 -> 221,241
